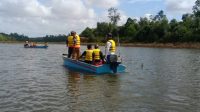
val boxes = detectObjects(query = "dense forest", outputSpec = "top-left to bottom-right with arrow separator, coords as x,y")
80,0 -> 200,43
0,0 -> 200,43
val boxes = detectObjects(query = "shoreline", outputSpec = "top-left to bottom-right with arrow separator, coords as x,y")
1,41 -> 200,49
119,43 -> 200,49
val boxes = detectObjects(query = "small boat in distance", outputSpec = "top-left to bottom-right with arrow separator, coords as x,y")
24,41 -> 48,48
62,54 -> 126,74
24,45 -> 48,48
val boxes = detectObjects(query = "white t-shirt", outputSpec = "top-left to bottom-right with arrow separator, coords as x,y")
105,41 -> 115,57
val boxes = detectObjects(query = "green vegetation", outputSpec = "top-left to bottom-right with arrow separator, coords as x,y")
29,35 -> 66,42
0,33 -> 28,41
80,0 -> 200,43
0,33 -> 10,41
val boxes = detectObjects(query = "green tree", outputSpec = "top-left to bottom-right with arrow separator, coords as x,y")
96,22 -> 110,37
153,10 -> 167,21
80,27 -> 95,42
193,0 -> 200,17
108,7 -> 121,26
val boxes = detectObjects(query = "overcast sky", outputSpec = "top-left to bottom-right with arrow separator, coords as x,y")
0,0 -> 196,37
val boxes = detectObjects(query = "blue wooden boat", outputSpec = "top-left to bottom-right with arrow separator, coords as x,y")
24,46 -> 48,48
63,55 -> 126,74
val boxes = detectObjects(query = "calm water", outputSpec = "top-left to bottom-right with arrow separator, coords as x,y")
0,43 -> 200,112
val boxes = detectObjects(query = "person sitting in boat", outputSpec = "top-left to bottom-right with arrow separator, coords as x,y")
93,44 -> 104,65
105,33 -> 116,63
79,44 -> 93,64
33,42 -> 37,47
24,41 -> 29,47
44,42 -> 48,46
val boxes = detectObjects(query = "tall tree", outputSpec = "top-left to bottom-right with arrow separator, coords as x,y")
193,0 -> 200,17
108,7 -> 120,26
153,10 -> 167,21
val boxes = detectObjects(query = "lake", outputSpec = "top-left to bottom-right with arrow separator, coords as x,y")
0,43 -> 199,112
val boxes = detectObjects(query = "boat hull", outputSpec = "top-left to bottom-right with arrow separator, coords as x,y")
63,56 -> 126,74
24,46 -> 48,48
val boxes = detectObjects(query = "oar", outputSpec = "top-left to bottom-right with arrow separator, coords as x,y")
62,53 -> 68,56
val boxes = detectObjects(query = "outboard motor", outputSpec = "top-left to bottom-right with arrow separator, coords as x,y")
109,54 -> 120,73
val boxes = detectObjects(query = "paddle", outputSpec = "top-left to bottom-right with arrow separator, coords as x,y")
63,53 -> 68,56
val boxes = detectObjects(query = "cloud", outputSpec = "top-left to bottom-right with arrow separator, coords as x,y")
0,0 -> 97,37
127,0 -> 162,4
83,0 -> 119,8
0,0 -> 125,37
165,0 -> 196,14
144,13 -> 153,19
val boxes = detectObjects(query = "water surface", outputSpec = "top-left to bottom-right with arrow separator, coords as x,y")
0,43 -> 199,112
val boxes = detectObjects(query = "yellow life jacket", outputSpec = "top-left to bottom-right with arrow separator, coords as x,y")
74,35 -> 80,48
108,39 -> 116,53
85,49 -> 93,61
67,36 -> 74,47
93,49 -> 100,60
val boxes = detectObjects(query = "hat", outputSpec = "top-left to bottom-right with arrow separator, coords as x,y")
71,31 -> 76,34
107,33 -> 112,37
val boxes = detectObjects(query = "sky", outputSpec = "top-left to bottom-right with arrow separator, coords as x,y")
0,0 -> 197,37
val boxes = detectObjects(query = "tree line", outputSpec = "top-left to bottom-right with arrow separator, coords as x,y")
0,33 -> 67,42
80,0 -> 200,43
1,0 -> 200,43
0,33 -> 29,41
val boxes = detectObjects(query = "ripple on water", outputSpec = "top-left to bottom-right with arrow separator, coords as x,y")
0,44 -> 200,112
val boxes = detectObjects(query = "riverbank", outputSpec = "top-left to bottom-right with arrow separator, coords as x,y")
73,42 -> 200,49
1,41 -> 200,49
120,43 -> 200,49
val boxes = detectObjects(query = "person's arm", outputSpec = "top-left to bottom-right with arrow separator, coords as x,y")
80,51 -> 86,58
73,35 -> 77,46
92,52 -> 95,63
100,51 -> 104,60
66,37 -> 68,46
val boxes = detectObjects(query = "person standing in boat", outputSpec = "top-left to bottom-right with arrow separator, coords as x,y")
93,44 -> 104,65
80,44 -> 93,64
105,33 -> 116,63
66,31 -> 75,58
72,31 -> 81,60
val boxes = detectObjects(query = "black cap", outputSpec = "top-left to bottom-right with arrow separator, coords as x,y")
107,33 -> 112,37
71,31 -> 76,35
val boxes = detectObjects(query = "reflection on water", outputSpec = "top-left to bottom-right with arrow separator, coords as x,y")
0,43 -> 199,112
65,69 -> 122,112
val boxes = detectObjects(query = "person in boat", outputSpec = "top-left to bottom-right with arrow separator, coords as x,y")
79,44 -> 93,64
24,41 -> 29,47
105,33 -> 116,63
72,31 -> 81,60
44,42 -> 48,46
66,31 -> 80,60
66,31 -> 75,58
30,42 -> 34,47
93,44 -> 104,65
33,42 -> 37,47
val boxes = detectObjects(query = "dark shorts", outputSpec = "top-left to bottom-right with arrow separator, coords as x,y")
68,47 -> 74,58
106,55 -> 111,63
